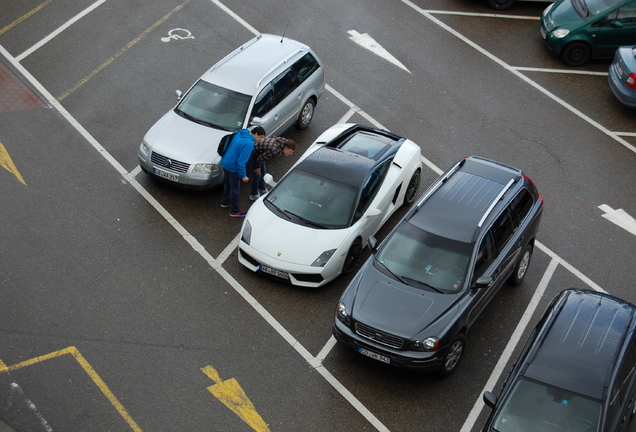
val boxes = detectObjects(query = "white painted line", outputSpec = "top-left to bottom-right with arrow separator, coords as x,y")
315,335 -> 338,365
424,9 -> 540,20
10,383 -> 54,432
513,66 -> 608,76
326,84 -> 387,130
617,131 -> 636,137
599,204 -> 636,236
347,30 -> 411,73
401,0 -> 636,157
16,0 -> 109,62
460,256 -> 561,432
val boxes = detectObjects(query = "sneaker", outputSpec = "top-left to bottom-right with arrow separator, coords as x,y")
230,210 -> 247,217
220,203 -> 230,208
249,194 -> 260,201
258,188 -> 269,196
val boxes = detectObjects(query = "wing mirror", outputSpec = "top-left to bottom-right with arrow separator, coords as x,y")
367,236 -> 378,252
263,173 -> 277,188
483,391 -> 497,409
175,90 -> 182,100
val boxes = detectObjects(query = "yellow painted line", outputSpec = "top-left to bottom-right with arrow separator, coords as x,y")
58,0 -> 192,101
0,142 -> 27,186
0,347 -> 143,432
0,0 -> 55,36
202,365 -> 271,432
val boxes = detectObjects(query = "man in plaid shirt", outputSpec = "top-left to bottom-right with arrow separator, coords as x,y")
247,136 -> 296,201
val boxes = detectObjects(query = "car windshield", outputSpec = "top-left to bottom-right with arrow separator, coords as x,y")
574,0 -> 623,19
375,222 -> 471,292
175,80 -> 251,131
265,169 -> 358,229
491,378 -> 601,432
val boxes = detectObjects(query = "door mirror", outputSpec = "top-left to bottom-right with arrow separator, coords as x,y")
483,391 -> 497,409
474,276 -> 492,289
366,208 -> 382,217
175,90 -> 182,100
610,20 -> 624,28
368,236 -> 378,252
250,117 -> 265,126
263,173 -> 277,188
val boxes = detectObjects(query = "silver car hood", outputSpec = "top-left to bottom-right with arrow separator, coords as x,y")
143,109 -> 226,164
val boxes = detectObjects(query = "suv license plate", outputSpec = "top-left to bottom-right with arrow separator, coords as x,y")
260,265 -> 289,280
153,167 -> 179,182
358,347 -> 390,364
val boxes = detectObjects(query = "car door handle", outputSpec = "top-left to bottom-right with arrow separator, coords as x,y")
274,114 -> 280,120
297,93 -> 303,100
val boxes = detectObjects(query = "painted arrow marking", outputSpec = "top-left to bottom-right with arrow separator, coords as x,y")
347,30 -> 411,74
0,142 -> 26,186
202,365 -> 271,432
599,204 -> 636,236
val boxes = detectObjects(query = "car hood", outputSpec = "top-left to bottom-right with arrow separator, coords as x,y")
351,263 -> 459,339
246,200 -> 351,265
143,110 -> 225,164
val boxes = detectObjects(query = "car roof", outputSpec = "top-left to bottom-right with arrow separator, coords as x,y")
524,289 -> 636,400
200,34 -> 312,96
409,156 -> 522,243
297,146 -> 376,188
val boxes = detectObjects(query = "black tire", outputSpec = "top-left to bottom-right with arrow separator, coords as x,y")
488,0 -> 515,10
508,244 -> 532,286
438,333 -> 466,378
343,238 -> 363,274
561,42 -> 591,67
404,169 -> 421,206
296,99 -> 315,129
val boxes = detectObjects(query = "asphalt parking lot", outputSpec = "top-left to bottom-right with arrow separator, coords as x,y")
1,0 -> 635,431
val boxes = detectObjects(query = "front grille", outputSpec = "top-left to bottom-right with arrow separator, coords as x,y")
543,17 -> 555,32
239,249 -> 260,267
150,152 -> 190,173
355,323 -> 404,349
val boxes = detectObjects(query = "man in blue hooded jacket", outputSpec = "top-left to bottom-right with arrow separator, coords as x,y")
220,126 -> 266,217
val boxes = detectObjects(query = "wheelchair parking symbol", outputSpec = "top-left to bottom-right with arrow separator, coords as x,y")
161,28 -> 195,43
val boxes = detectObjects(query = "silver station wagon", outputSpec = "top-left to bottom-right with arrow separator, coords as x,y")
138,34 -> 326,189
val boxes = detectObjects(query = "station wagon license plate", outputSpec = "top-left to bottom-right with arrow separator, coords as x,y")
153,167 -> 179,182
260,265 -> 289,280
358,347 -> 390,364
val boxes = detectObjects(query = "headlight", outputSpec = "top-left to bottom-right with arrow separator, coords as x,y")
412,337 -> 440,352
552,29 -> 570,38
311,249 -> 336,267
336,302 -> 350,325
241,220 -> 252,245
139,141 -> 150,156
193,163 -> 220,173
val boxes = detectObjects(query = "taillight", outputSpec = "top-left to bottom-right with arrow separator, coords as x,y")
627,73 -> 636,90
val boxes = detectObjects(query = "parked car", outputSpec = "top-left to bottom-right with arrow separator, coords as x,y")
333,156 -> 544,376
238,123 -> 422,288
488,0 -> 552,12
482,288 -> 636,432
609,45 -> 636,108
138,34 -> 325,189
540,0 -> 636,66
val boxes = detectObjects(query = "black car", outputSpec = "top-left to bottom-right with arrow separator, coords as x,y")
333,156 -> 544,376
482,288 -> 636,432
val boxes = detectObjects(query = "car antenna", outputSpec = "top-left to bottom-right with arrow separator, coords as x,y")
281,20 -> 290,43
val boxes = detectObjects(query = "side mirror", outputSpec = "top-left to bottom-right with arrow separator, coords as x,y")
366,208 -> 382,218
474,276 -> 492,289
483,391 -> 497,409
251,117 -> 265,126
367,236 -> 377,252
175,90 -> 182,100
263,173 -> 277,188
610,20 -> 624,28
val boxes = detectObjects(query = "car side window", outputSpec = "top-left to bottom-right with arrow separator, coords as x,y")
354,159 -> 392,222
509,189 -> 534,229
473,230 -> 495,283
491,209 -> 515,252
292,53 -> 320,85
615,2 -> 636,25
252,83 -> 275,119
273,68 -> 297,103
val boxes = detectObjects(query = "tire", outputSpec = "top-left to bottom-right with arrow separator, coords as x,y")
561,42 -> 591,67
296,99 -> 315,129
508,244 -> 532,286
438,333 -> 466,378
488,0 -> 515,10
403,169 -> 421,206
342,238 -> 363,275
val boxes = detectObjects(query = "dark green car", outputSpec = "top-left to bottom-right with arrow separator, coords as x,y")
540,0 -> 636,66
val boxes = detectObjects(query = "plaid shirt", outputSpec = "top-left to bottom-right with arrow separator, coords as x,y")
252,136 -> 290,165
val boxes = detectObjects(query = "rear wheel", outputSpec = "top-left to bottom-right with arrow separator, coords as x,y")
561,42 -> 591,67
343,238 -> 363,274
488,0 -> 515,10
404,169 -> 421,206
508,244 -> 532,286
438,333 -> 465,378
297,99 -> 315,129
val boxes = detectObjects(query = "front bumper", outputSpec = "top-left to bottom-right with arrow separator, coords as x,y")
137,151 -> 223,190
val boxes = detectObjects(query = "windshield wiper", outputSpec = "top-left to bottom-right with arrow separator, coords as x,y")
266,200 -> 291,220
174,108 -> 224,129
283,210 -> 327,229
374,258 -> 408,285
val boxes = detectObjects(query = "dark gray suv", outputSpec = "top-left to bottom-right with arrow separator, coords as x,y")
333,156 -> 544,376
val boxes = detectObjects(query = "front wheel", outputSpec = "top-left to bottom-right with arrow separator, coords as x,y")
508,244 -> 532,286
404,169 -> 421,206
561,42 -> 591,67
297,99 -> 315,129
342,238 -> 363,274
488,0 -> 515,10
438,333 -> 466,378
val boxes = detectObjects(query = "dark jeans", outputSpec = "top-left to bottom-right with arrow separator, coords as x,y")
221,169 -> 242,213
247,157 -> 266,196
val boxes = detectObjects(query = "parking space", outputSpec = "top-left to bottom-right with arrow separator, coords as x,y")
2,0 -> 635,431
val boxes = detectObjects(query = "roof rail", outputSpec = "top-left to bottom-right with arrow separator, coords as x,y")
208,35 -> 263,73
477,178 -> 515,228
255,48 -> 306,88
415,158 -> 466,209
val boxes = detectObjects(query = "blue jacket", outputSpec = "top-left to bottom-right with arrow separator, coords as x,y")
221,129 -> 255,178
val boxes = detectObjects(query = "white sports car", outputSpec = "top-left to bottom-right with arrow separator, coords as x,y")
238,123 -> 422,288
